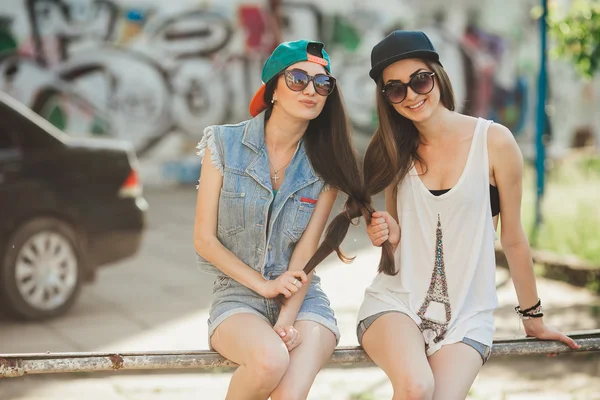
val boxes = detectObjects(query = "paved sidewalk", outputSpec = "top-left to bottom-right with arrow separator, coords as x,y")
1,188 -> 600,399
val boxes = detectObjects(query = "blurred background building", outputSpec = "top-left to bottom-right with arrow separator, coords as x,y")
0,0 -> 598,185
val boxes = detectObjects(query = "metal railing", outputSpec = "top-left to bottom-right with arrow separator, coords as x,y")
2,330 -> 599,378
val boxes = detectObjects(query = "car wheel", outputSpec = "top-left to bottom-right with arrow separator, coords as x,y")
1,217 -> 84,321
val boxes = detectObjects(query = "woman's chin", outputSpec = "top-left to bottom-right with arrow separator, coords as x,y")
289,107 -> 324,122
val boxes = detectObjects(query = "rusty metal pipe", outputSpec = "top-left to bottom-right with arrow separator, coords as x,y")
2,330 -> 599,378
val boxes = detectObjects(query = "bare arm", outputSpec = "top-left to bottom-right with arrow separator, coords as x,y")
490,124 -> 539,310
193,148 -> 306,298
276,188 -> 339,326
490,123 -> 578,348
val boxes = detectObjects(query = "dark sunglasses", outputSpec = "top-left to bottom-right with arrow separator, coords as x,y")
382,71 -> 436,104
283,69 -> 336,96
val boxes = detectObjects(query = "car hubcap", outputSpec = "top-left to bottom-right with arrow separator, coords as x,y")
15,231 -> 78,311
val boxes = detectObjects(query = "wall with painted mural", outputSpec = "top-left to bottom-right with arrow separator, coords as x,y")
0,0 -> 598,184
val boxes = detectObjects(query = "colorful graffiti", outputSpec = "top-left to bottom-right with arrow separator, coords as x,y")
0,0 -> 590,184
0,0 -> 251,156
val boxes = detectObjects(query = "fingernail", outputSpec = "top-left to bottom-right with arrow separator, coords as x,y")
279,331 -> 286,337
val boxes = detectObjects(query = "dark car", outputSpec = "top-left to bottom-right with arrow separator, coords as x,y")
0,92 -> 147,320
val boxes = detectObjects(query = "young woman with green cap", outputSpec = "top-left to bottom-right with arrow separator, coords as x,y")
193,39 -> 365,399
357,30 -> 579,400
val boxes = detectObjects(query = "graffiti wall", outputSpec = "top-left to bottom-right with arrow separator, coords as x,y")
0,0 -> 598,184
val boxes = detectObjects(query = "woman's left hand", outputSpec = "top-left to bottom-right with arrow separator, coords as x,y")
274,324 -> 302,352
522,318 -> 580,349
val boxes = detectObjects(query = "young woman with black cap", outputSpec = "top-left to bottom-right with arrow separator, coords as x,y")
357,30 -> 579,399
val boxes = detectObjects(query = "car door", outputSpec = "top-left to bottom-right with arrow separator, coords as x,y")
0,124 -> 24,247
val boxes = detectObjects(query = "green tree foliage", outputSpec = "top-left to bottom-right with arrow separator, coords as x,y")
548,0 -> 600,79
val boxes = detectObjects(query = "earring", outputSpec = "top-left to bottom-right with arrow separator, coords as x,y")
271,99 -> 277,104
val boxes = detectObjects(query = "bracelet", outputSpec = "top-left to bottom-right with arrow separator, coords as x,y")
518,313 -> 544,320
515,299 -> 544,319
518,299 -> 541,314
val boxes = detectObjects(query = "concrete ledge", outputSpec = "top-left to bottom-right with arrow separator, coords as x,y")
494,244 -> 600,288
2,330 -> 600,378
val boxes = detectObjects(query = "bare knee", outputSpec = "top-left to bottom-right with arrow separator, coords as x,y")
244,346 -> 290,388
392,374 -> 434,400
271,378 -> 318,400
271,390 -> 304,400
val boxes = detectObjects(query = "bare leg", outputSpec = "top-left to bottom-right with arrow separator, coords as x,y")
210,313 -> 290,400
428,342 -> 483,400
362,313 -> 434,400
270,320 -> 336,400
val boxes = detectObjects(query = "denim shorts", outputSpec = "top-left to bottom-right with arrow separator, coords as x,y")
356,311 -> 491,365
208,272 -> 340,347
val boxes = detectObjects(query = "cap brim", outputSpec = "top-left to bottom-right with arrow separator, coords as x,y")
369,50 -> 441,81
249,84 -> 267,117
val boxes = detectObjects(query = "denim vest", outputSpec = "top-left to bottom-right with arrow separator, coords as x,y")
196,112 -> 327,278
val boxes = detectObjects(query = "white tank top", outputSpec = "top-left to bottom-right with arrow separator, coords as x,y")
357,118 -> 499,354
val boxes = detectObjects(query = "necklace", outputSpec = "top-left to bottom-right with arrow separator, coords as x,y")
268,157 -> 292,184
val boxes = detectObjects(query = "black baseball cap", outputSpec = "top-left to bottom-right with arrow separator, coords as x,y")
369,30 -> 441,81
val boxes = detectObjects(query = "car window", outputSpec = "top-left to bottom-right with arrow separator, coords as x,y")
0,99 -> 62,151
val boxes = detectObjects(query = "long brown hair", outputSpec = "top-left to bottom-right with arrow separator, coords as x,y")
367,61 -> 455,191
361,60 -> 456,274
263,65 -> 378,274
266,59 -> 455,277
304,60 -> 454,275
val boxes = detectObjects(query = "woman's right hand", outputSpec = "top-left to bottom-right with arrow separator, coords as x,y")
260,270 -> 308,299
367,211 -> 400,247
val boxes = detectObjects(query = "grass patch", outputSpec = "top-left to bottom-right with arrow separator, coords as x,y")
521,153 -> 600,266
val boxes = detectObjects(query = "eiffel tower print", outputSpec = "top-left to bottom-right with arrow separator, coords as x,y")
417,214 -> 452,347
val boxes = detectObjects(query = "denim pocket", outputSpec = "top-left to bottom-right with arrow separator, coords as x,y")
284,196 -> 316,241
218,189 -> 245,236
294,203 -> 315,231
